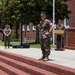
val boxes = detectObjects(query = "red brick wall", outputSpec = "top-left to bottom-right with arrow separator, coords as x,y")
0,29 -> 3,40
18,22 -> 36,42
65,28 -> 75,49
67,0 -> 75,27
65,0 -> 75,49
0,32 -> 3,40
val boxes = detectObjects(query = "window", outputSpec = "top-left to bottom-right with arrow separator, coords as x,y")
66,18 -> 70,26
64,7 -> 70,28
33,25 -> 36,30
27,24 -> 30,31
64,18 -> 70,28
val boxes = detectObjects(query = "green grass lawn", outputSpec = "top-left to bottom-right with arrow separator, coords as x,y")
30,44 -> 56,48
0,41 -> 56,48
0,41 -> 20,46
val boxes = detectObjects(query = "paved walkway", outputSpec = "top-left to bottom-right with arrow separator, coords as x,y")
0,46 -> 75,69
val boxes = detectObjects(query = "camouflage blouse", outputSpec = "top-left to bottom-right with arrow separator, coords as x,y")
40,19 -> 52,38
4,28 -> 11,35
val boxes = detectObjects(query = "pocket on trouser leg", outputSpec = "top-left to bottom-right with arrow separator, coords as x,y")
44,37 -> 50,49
45,49 -> 50,56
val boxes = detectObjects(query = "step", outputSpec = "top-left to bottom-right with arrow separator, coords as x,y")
0,70 -> 8,75
0,55 -> 57,75
0,51 -> 75,75
0,61 -> 30,75
0,65 -> 18,75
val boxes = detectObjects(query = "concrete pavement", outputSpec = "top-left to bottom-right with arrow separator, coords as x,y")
0,46 -> 75,69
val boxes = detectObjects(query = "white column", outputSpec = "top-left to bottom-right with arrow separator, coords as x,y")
64,18 -> 66,27
53,0 -> 55,45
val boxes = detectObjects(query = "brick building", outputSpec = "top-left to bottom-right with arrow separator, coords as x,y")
0,22 -> 36,42
18,22 -> 36,42
64,0 -> 75,49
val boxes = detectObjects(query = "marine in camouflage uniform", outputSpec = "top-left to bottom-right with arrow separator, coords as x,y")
38,12 -> 54,61
3,25 -> 11,48
56,23 -> 65,49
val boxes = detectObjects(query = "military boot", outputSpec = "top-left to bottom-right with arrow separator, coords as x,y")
39,57 -> 44,60
38,53 -> 45,60
43,55 -> 49,61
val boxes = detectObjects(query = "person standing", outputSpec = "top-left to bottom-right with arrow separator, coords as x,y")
3,24 -> 11,48
38,12 -> 54,61
56,21 -> 65,49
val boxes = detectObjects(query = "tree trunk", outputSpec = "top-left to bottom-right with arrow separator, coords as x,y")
15,25 -> 19,41
35,25 -> 39,43
20,22 -> 23,46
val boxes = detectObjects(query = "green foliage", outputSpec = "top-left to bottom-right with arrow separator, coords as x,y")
12,32 -> 19,40
0,0 -> 70,26
12,33 -> 17,39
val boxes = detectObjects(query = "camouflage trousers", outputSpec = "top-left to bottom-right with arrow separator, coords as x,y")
40,35 -> 51,57
4,35 -> 10,48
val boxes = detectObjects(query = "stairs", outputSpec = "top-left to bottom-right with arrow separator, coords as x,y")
0,51 -> 75,75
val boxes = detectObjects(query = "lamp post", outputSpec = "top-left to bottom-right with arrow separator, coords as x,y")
20,20 -> 23,47
53,0 -> 55,45
20,17 -> 24,47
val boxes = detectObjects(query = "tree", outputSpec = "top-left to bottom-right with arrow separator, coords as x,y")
0,0 -> 5,28
0,0 -> 70,25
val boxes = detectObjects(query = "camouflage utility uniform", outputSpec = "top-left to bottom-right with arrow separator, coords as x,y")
4,28 -> 11,48
56,24 -> 65,48
39,19 -> 51,59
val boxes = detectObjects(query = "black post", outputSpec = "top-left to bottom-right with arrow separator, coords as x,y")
21,22 -> 23,46
35,25 -> 39,43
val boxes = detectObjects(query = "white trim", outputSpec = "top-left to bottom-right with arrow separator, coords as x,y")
22,25 -> 25,31
64,18 -> 70,28
64,18 -> 66,27
27,25 -> 30,31
32,25 -> 36,30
